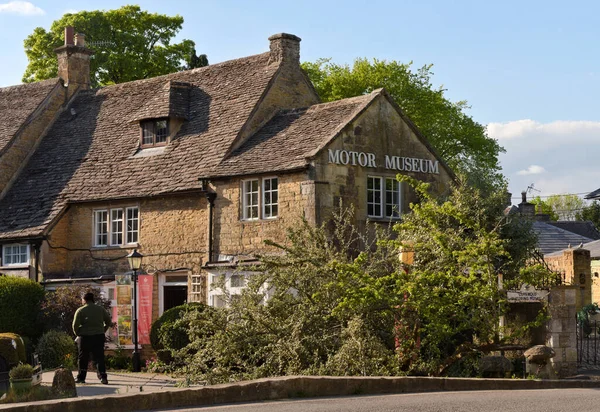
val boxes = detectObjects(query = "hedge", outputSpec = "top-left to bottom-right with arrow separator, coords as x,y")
0,333 -> 27,367
150,303 -> 205,351
0,276 -> 45,338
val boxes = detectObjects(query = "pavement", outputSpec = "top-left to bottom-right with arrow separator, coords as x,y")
41,370 -> 182,397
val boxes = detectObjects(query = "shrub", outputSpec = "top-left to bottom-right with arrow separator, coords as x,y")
36,330 -> 76,369
0,276 -> 45,338
105,345 -> 132,371
9,363 -> 33,380
150,303 -> 205,351
40,286 -> 111,336
0,333 -> 26,366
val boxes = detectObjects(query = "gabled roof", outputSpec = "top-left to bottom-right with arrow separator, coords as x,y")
0,78 -> 61,154
208,92 -> 377,178
546,238 -> 600,259
0,52 -> 280,240
533,220 -> 594,255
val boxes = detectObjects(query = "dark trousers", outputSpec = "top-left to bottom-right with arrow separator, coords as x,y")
77,334 -> 106,381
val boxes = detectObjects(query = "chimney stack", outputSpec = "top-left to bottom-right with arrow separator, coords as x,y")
518,191 -> 536,217
268,33 -> 301,65
54,26 -> 94,96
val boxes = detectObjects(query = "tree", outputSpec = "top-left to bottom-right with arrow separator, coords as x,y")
166,177 -> 550,382
530,196 -> 559,221
22,5 -> 207,87
576,200 -> 600,230
302,59 -> 505,192
545,194 -> 585,221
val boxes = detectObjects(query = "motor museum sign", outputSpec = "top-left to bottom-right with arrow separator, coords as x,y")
328,149 -> 440,174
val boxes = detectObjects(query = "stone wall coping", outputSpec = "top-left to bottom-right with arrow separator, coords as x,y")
3,375 -> 600,412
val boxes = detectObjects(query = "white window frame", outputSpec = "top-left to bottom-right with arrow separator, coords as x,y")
242,179 -> 260,221
94,206 -> 139,247
262,177 -> 278,219
367,176 -> 402,219
2,243 -> 30,266
110,209 -> 124,246
126,207 -> 139,244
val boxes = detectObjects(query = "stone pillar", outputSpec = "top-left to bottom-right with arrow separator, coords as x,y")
546,285 -> 578,377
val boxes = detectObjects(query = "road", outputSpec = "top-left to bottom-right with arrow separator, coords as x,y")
147,389 -> 600,412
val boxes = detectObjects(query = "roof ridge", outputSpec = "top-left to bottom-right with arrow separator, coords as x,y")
91,52 -> 272,92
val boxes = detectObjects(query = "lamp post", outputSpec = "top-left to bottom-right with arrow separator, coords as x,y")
126,249 -> 143,372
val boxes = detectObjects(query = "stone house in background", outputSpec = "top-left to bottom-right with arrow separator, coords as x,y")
0,29 -> 454,345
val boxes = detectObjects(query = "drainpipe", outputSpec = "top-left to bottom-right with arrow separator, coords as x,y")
33,241 -> 41,282
200,179 -> 217,263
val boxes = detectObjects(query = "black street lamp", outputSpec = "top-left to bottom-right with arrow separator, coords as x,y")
126,249 -> 143,372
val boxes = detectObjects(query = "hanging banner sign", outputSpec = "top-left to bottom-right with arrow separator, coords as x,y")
116,275 -> 133,345
137,275 -> 153,345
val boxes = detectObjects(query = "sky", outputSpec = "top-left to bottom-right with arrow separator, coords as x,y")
0,0 -> 599,204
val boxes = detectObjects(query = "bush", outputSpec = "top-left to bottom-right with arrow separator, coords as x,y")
0,333 -> 26,367
105,345 -> 132,371
36,330 -> 76,369
0,276 -> 45,338
150,303 -> 205,351
9,363 -> 33,380
40,286 -> 111,336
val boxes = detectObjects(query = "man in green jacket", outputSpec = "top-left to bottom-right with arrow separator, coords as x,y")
72,292 -> 112,384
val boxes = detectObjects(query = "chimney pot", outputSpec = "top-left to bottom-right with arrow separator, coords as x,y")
74,33 -> 85,47
268,33 -> 301,65
521,191 -> 527,203
65,26 -> 74,46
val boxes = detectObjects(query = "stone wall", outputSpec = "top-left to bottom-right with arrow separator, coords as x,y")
547,286 -> 578,377
545,248 -> 591,310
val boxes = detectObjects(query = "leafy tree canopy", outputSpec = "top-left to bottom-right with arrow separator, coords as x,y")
302,58 -> 505,192
22,5 -> 207,87
576,200 -> 600,230
530,196 -> 559,221
530,194 -> 585,221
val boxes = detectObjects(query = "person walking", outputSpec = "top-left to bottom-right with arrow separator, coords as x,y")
72,292 -> 112,384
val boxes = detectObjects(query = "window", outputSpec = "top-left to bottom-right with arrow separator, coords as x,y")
2,244 -> 29,266
141,119 -> 169,147
242,179 -> 259,220
242,177 -> 278,220
94,207 -> 139,247
367,176 -> 402,219
263,177 -> 278,219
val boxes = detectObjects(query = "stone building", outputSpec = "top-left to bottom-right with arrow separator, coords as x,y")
0,29 -> 453,335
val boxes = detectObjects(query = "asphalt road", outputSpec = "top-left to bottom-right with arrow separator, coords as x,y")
148,389 -> 600,412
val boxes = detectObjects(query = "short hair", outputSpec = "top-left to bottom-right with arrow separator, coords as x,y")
83,292 -> 95,303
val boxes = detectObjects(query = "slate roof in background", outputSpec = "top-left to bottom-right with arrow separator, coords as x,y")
546,221 -> 600,240
0,78 -> 60,153
546,239 -> 600,259
210,92 -> 377,178
0,53 -> 281,239
586,188 -> 600,200
533,221 -> 594,255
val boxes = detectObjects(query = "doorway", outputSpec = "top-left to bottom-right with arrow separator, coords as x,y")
158,273 -> 189,315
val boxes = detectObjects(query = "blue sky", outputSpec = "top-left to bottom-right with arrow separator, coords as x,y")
1,0 -> 599,203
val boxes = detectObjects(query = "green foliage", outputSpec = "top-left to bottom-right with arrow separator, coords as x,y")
35,330 -> 76,369
576,200 -> 600,230
167,178 -> 545,382
530,196 -> 559,221
105,345 -> 132,371
545,194 -> 585,221
0,384 -> 69,404
301,58 -> 504,192
39,285 -> 111,336
8,363 -> 33,380
150,303 -> 205,351
23,5 -> 206,87
0,276 -> 45,338
0,333 -> 27,366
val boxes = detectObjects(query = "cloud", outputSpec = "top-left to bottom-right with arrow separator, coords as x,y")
517,165 -> 546,176
488,119 -> 600,199
0,1 -> 44,15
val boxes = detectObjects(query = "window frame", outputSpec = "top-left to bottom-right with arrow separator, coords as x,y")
262,176 -> 279,220
367,176 -> 402,219
94,206 -> 140,247
2,243 -> 30,266
241,179 -> 260,221
140,118 -> 170,148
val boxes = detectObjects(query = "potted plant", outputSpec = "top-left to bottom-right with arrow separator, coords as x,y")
9,363 -> 34,393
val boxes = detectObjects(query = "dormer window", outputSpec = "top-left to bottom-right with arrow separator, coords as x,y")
141,119 -> 169,148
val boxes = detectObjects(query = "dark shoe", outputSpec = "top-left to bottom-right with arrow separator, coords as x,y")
101,377 -> 108,385
75,378 -> 86,384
